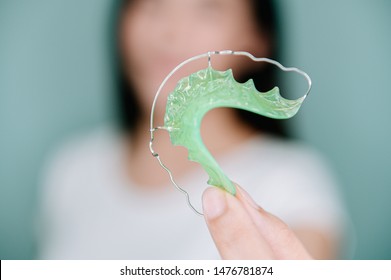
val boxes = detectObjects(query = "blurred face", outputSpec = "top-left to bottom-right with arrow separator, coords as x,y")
119,0 -> 269,115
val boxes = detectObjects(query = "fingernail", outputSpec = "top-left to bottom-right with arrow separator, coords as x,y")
202,187 -> 227,220
237,185 -> 262,210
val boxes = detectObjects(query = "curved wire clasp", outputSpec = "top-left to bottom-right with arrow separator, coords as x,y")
149,50 -> 312,216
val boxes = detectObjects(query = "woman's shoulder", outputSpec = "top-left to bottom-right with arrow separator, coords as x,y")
40,125 -> 125,187
231,135 -> 347,232
236,134 -> 340,193
47,125 -> 122,168
228,134 -> 334,174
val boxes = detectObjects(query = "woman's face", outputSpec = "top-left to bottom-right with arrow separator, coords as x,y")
120,0 -> 269,115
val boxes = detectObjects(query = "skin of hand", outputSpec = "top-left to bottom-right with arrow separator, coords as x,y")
202,184 -> 313,260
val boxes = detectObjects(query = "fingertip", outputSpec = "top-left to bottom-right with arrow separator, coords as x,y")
202,187 -> 227,220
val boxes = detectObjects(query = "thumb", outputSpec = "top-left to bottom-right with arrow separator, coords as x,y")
202,187 -> 275,259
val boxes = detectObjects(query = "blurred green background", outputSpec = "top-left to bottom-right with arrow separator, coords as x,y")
0,0 -> 390,259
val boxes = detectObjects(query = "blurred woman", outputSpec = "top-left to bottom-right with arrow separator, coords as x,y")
38,0 -> 347,259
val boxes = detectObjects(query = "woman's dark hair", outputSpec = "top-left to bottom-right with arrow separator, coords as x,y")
109,0 -> 290,138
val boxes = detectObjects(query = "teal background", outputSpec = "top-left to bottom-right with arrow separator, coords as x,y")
0,0 -> 390,259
